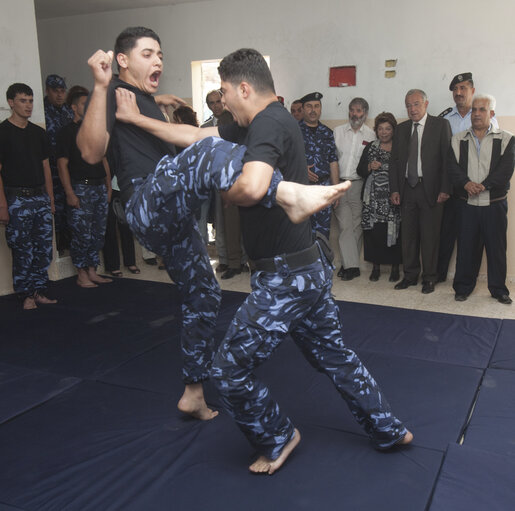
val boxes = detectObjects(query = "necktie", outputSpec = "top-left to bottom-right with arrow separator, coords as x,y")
407,122 -> 419,187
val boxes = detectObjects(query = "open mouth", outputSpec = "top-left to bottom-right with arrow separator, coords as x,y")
149,71 -> 161,88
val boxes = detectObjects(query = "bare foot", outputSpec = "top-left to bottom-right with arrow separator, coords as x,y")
177,383 -> 219,420
23,296 -> 37,310
397,430 -> 413,446
276,181 -> 352,224
34,293 -> 57,304
77,268 -> 97,288
249,428 -> 301,475
87,268 -> 113,284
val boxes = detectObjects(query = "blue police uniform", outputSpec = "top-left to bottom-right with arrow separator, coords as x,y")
299,120 -> 338,238
211,102 -> 408,461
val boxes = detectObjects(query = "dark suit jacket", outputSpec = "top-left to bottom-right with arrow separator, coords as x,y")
201,110 -> 234,128
389,114 -> 452,206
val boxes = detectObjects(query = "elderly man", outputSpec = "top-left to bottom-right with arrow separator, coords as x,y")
298,91 -> 339,238
333,98 -> 376,280
389,89 -> 452,294
448,94 -> 514,304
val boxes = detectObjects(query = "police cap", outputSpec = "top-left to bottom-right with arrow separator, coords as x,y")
449,72 -> 473,91
46,74 -> 67,89
300,92 -> 323,104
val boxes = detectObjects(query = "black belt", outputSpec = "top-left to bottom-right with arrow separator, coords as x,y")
5,186 -> 45,198
252,244 -> 320,273
72,177 -> 105,186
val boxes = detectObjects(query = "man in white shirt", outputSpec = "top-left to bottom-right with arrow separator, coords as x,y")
333,98 -> 376,280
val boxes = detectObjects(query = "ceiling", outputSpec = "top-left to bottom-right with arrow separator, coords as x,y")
34,0 -> 206,20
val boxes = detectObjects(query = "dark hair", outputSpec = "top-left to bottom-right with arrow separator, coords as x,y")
6,83 -> 33,101
173,106 -> 199,127
349,97 -> 369,113
291,100 -> 302,106
114,27 -> 161,71
373,111 -> 397,134
66,85 -> 89,107
218,48 -> 275,94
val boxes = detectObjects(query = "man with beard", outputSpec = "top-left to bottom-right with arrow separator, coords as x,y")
299,91 -> 339,238
333,98 -> 376,280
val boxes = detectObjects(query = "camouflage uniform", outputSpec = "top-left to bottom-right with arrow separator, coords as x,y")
67,184 -> 108,269
5,193 -> 53,299
299,120 -> 338,238
124,137 -> 282,383
210,245 -> 408,460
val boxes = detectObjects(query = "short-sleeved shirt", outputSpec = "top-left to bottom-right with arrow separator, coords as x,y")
103,75 -> 176,193
0,119 -> 49,187
56,121 -> 106,180
299,120 -> 338,183
218,101 -> 313,260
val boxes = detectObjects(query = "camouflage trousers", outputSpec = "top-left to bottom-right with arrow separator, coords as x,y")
67,184 -> 108,269
5,194 -> 53,299
210,243 -> 407,460
125,137 -> 282,383
310,180 -> 332,239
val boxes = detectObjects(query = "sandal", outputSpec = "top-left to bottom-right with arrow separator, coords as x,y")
127,265 -> 140,274
110,270 -> 123,277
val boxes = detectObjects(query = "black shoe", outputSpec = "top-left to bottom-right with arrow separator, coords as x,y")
455,293 -> 468,302
143,257 -> 157,266
369,268 -> 380,282
216,263 -> 228,273
421,281 -> 435,294
389,268 -> 400,282
394,278 -> 417,290
495,294 -> 512,305
337,266 -> 345,278
341,268 -> 360,281
221,267 -> 242,280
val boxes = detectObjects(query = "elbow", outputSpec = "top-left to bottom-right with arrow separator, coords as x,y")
79,146 -> 103,165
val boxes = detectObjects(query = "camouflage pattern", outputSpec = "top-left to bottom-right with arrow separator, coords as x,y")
5,194 -> 53,298
124,137 -> 282,383
299,120 -> 338,238
67,184 -> 108,268
210,243 -> 407,460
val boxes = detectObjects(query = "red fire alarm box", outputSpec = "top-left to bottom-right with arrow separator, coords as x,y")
329,66 -> 356,87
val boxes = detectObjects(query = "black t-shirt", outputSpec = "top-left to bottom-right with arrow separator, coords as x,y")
218,101 -> 312,260
104,76 -> 176,193
56,121 -> 106,180
0,119 -> 49,187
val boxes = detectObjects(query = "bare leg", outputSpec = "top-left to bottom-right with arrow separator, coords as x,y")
249,428 -> 301,475
34,292 -> 57,304
23,296 -> 37,310
276,181 -> 352,224
87,267 -> 113,284
77,267 -> 97,288
177,383 -> 219,421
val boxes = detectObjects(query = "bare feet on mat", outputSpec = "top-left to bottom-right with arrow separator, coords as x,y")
249,428 -> 301,475
87,267 -> 113,284
23,296 -> 37,310
177,383 -> 219,421
34,293 -> 57,304
77,268 -> 97,288
276,181 -> 352,224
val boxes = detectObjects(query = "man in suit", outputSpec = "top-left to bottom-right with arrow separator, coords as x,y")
389,89 -> 452,294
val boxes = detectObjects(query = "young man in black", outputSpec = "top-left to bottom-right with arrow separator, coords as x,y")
0,83 -> 57,310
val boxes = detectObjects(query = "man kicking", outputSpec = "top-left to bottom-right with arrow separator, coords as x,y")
78,27 -> 346,422
114,47 -> 413,475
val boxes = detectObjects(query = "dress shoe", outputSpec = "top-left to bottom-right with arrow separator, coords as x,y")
455,293 -> 468,302
369,268 -> 380,282
495,294 -> 512,305
216,263 -> 228,273
143,257 -> 157,266
337,266 -> 345,278
394,278 -> 417,290
341,267 -> 360,281
221,267 -> 242,280
389,267 -> 400,282
421,281 -> 435,294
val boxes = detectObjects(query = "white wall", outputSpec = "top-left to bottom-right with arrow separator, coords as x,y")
36,0 -> 515,120
0,0 -> 45,124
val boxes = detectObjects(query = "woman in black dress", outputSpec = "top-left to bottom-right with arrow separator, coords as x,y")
357,112 -> 401,282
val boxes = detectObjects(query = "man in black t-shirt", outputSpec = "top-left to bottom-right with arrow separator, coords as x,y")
0,83 -> 57,310
57,88 -> 112,288
114,48 -> 413,475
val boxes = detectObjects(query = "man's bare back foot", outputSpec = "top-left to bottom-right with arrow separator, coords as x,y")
77,268 -> 97,288
276,181 -> 352,224
87,268 -> 113,284
177,383 -> 218,421
249,428 -> 301,475
23,296 -> 37,310
34,293 -> 57,305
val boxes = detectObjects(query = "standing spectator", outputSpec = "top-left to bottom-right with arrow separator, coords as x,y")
357,112 -> 401,282
290,99 -> 303,122
333,98 -> 376,280
298,91 -> 339,239
389,89 -> 452,294
56,88 -> 112,287
0,83 -> 57,309
448,94 -> 514,304
44,74 -> 73,254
